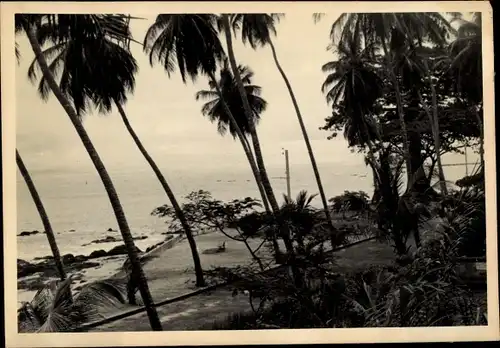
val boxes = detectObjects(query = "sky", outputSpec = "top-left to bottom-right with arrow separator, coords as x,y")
15,12 -> 475,179
16,12 -> 375,178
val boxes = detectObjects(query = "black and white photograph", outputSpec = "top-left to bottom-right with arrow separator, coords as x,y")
2,1 -> 498,345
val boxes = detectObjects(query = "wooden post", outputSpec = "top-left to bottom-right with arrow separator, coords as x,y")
464,146 -> 469,176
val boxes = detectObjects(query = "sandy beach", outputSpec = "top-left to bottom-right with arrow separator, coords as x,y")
17,229 -> 280,310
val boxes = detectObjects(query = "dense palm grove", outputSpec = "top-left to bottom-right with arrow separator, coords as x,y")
15,12 -> 486,332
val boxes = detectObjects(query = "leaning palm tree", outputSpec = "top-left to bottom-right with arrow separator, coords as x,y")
27,14 -> 206,288
195,61 -> 271,212
195,61 -> 281,257
143,15 -> 295,265
17,14 -> 162,331
220,15 -> 299,281
143,14 -> 269,213
322,21 -> 384,208
228,13 -> 338,242
326,12 -> 453,192
16,150 -> 66,281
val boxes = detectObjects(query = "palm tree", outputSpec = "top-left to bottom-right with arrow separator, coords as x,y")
27,14 -> 206,288
18,277 -> 92,332
195,61 -> 271,213
327,13 -> 453,192
447,12 -> 483,169
322,21 -> 384,207
142,14 -> 267,210
228,13 -> 339,243
195,61 -> 281,258
17,14 -> 162,331
321,20 -> 383,155
220,15 -> 298,266
280,190 -> 320,253
16,150 -> 67,281
143,15 -> 295,263
391,43 -> 449,195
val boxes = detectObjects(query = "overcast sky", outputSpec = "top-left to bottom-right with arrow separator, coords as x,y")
16,12 -> 377,178
16,11 -> 475,179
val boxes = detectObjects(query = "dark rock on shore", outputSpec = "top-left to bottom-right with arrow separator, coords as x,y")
82,236 -> 120,246
88,249 -> 107,259
17,257 -> 101,279
62,254 -> 75,264
83,235 -> 148,246
74,255 -> 87,263
107,244 -> 142,257
18,230 -> 41,237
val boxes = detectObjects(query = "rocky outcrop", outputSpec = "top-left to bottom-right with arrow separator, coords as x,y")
82,235 -> 148,246
17,230 -> 42,237
106,244 -> 142,257
17,257 -> 100,279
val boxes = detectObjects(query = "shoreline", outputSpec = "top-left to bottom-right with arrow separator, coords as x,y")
17,232 -> 185,308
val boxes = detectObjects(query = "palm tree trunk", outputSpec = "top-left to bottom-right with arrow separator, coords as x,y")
381,40 -> 413,191
249,135 -> 282,258
429,80 -> 447,195
207,72 -> 280,259
427,157 -> 437,182
115,102 -> 205,287
417,89 -> 447,195
207,73 -> 271,214
24,24 -> 163,331
221,15 -> 300,285
268,39 -> 337,246
16,150 -> 67,281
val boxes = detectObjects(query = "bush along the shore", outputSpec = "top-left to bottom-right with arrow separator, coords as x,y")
329,190 -> 371,218
205,180 -> 487,329
208,231 -> 486,329
153,190 -> 272,270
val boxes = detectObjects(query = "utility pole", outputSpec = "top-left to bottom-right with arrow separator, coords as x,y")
464,146 -> 469,176
282,148 -> 291,199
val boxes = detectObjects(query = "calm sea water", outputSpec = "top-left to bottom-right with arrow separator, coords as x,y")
16,160 -> 472,262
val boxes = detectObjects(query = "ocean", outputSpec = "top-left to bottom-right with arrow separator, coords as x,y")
16,159 -> 473,262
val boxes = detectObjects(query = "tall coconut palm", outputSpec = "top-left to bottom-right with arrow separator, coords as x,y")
143,15 -> 293,263
16,150 -> 67,281
143,14 -> 267,211
195,61 -> 281,257
27,14 -> 206,288
229,13 -> 338,243
321,20 -> 383,155
17,14 -> 162,331
327,13 -> 453,192
195,61 -> 271,212
220,15 -> 298,275
387,40 -> 449,195
322,21 -> 384,207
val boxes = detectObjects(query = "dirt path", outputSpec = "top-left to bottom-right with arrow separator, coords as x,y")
89,238 -> 396,332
